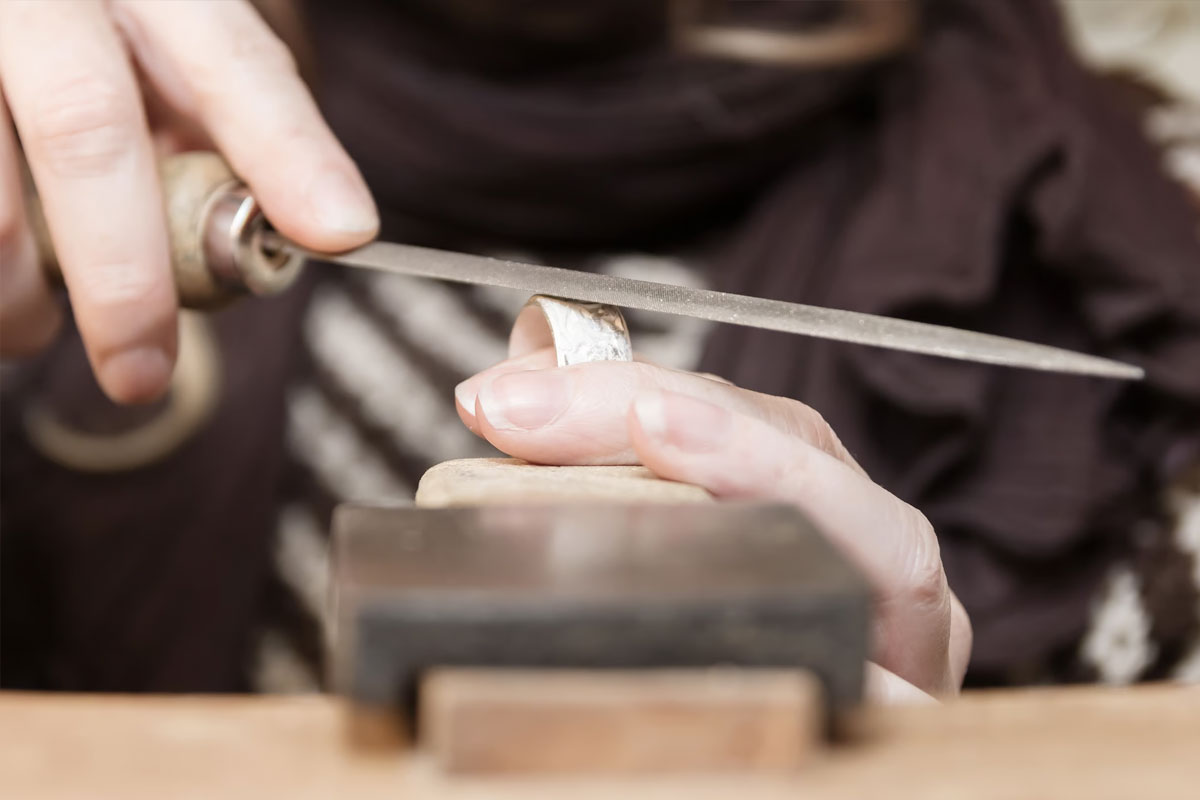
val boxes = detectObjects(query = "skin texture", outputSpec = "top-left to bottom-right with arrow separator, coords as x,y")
456,345 -> 974,702
0,0 -> 377,402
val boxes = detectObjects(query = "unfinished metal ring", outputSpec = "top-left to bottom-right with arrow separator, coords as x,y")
510,295 -> 633,366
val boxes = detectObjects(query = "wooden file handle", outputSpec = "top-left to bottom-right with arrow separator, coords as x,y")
31,151 -> 303,309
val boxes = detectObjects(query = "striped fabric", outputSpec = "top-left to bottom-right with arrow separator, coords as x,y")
254,255 -> 713,691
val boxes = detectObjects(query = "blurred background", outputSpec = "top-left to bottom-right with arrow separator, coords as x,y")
1060,0 -> 1198,198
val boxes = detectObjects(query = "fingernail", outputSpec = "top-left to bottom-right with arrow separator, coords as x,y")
633,391 -> 732,453
454,376 -> 481,417
478,370 -> 572,431
631,392 -> 667,438
308,166 -> 379,235
98,347 -> 172,404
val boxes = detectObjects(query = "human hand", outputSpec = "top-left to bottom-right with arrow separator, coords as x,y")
455,348 -> 973,701
0,0 -> 377,402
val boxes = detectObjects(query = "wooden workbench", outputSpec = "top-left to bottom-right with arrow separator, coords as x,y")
2,684 -> 1198,799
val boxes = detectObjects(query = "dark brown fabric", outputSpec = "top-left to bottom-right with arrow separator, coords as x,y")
0,287 -> 312,691
305,0 -> 1200,679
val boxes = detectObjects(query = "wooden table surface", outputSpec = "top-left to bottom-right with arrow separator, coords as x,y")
2,684 -> 1198,799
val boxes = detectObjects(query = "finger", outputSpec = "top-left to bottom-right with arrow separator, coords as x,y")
628,389 -> 954,693
949,593 -> 973,687
0,1 -> 176,402
0,93 -> 61,356
455,348 -> 558,435
115,0 -> 378,251
469,359 -> 862,471
455,348 -> 666,434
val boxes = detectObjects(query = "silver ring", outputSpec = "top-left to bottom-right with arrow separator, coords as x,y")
510,295 -> 633,366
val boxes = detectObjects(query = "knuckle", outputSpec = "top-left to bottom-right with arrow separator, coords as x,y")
770,451 -> 799,493
771,434 -> 812,492
191,18 -> 296,110
70,261 -> 168,310
31,76 -> 137,177
809,417 -> 844,459
780,398 -> 866,472
229,21 -> 297,75
787,400 -> 842,455
900,510 -> 949,612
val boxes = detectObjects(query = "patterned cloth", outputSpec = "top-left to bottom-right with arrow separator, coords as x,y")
252,254 -> 714,690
